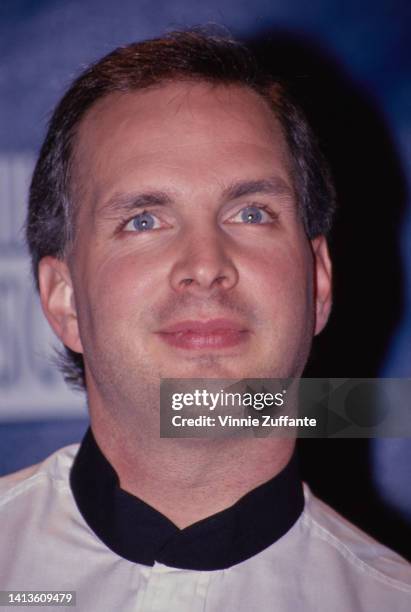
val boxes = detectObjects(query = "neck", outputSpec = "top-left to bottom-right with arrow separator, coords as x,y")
90,413 -> 295,528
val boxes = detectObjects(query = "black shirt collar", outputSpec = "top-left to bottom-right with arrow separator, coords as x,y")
70,428 -> 304,571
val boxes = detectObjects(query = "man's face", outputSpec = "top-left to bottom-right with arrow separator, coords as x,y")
40,82 -> 331,409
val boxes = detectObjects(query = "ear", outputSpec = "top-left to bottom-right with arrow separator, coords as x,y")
38,256 -> 83,354
311,236 -> 332,336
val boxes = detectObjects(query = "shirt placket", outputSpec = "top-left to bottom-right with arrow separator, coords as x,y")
135,562 -> 211,612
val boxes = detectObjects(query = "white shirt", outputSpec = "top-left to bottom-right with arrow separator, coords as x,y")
0,437 -> 410,612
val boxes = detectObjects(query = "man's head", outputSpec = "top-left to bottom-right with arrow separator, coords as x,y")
27,29 -> 335,396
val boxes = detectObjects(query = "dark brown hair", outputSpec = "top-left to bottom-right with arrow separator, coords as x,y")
26,28 -> 336,390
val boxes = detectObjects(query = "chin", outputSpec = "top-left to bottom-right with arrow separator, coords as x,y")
161,360 -> 276,382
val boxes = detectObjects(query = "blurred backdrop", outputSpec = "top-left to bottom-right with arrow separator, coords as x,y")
0,0 -> 410,558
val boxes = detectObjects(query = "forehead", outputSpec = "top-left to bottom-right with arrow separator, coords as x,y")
72,81 -> 293,207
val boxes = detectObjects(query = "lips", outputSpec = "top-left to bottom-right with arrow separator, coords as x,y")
156,318 -> 250,350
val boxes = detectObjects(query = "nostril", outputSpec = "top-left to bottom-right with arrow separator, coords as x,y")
216,276 -> 226,285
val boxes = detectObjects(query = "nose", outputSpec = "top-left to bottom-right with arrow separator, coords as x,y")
169,227 -> 239,295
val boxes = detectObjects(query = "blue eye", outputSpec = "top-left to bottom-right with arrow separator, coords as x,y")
229,205 -> 276,225
133,212 -> 155,231
241,206 -> 263,224
125,211 -> 159,232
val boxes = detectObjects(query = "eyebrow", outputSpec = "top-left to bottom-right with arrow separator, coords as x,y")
99,175 -> 294,217
222,177 -> 294,201
99,191 -> 173,217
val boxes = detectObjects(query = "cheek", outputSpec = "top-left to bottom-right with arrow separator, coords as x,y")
241,242 -> 313,317
75,250 -> 161,334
